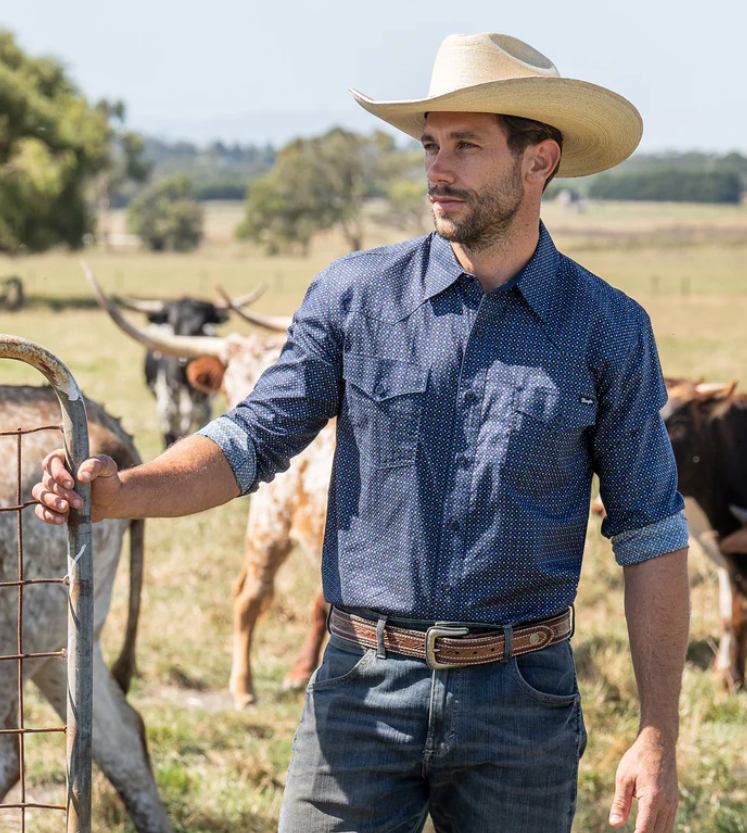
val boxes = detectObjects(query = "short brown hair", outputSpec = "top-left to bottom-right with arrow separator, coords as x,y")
496,114 -> 563,190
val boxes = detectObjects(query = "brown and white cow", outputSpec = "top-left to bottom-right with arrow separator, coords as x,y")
592,378 -> 747,688
663,381 -> 747,687
0,386 -> 171,832
85,265 -> 331,708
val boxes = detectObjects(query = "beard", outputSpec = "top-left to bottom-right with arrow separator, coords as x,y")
430,161 -> 524,252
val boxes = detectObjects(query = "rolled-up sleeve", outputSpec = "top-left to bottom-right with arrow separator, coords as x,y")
197,268 -> 344,496
592,307 -> 688,564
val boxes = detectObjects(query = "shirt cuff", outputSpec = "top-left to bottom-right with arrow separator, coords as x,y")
611,510 -> 690,566
196,416 -> 257,496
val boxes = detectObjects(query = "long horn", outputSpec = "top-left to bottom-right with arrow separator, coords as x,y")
111,296 -> 167,315
730,505 -> 747,525
215,282 -> 269,310
81,261 -> 226,360
215,286 -> 292,332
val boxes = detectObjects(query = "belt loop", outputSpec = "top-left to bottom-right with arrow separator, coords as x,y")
326,603 -> 335,635
503,624 -> 514,661
376,615 -> 389,659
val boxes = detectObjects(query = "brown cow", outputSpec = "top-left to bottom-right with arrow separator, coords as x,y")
664,382 -> 747,686
85,264 -> 330,707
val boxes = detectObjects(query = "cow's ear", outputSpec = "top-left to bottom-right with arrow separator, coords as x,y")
186,357 -> 226,393
147,311 -> 169,325
695,380 -> 737,401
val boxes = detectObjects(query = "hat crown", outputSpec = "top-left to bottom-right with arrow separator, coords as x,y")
428,33 -> 559,98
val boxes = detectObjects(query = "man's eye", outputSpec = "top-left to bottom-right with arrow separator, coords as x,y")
423,143 -> 438,153
457,141 -> 476,149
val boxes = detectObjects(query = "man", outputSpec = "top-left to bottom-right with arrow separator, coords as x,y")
35,33 -> 689,833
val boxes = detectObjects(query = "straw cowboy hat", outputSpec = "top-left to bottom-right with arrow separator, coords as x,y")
350,33 -> 642,178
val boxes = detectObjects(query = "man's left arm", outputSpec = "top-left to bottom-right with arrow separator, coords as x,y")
590,306 -> 691,832
609,548 -> 689,832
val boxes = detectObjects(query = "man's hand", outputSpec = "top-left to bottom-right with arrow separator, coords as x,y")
32,434 -> 240,523
613,549 -> 689,833
610,727 -> 678,832
33,449 -> 122,524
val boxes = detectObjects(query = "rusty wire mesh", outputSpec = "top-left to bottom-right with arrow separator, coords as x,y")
0,335 -> 92,833
0,424 -> 68,828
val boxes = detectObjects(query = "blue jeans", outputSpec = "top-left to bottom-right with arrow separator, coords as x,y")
279,631 -> 587,833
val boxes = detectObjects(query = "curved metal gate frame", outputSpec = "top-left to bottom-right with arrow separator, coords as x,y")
0,334 -> 93,833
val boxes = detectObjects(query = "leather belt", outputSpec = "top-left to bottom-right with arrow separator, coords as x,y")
329,607 -> 573,671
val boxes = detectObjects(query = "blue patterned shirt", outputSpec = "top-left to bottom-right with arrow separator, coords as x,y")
199,223 -> 688,624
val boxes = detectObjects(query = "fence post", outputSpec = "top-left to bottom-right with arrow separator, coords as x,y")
0,334 -> 93,833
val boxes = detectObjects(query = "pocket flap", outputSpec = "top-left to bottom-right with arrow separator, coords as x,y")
343,354 -> 427,401
517,388 -> 597,430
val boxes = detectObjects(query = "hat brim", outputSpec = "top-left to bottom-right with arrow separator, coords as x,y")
350,77 -> 642,178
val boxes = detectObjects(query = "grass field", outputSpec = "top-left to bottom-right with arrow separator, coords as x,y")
1,199 -> 747,832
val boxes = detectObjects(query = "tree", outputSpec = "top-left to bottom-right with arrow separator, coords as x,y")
237,127 -> 416,255
127,174 -> 203,252
0,30 -> 110,253
94,100 -> 152,242
381,179 -> 428,234
236,171 -> 317,255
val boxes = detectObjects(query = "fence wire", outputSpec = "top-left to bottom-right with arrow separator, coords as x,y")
0,335 -> 93,833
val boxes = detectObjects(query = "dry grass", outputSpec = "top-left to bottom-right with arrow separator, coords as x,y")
1,199 -> 747,831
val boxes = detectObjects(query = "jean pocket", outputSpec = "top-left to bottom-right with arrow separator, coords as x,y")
511,642 -> 579,706
308,636 -> 377,691
343,354 -> 427,468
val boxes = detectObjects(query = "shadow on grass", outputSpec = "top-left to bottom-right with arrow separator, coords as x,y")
4,294 -> 102,312
686,637 -> 717,671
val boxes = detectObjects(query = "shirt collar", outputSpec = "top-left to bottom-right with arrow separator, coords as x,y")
511,221 -> 561,323
423,232 -> 465,301
423,222 -> 561,321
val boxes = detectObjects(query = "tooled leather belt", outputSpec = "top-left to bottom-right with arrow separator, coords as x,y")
329,607 -> 573,671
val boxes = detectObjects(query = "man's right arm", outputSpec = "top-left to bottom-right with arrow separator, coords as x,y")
34,263 -> 348,527
33,434 -> 241,525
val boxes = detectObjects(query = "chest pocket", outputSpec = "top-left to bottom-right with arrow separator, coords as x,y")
342,354 -> 427,468
508,383 -> 597,493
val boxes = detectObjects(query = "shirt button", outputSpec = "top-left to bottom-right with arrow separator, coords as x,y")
464,390 -> 478,403
449,519 -> 460,532
374,383 -> 386,397
455,453 -> 468,467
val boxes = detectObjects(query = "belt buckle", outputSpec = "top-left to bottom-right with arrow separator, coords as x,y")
425,625 -> 470,670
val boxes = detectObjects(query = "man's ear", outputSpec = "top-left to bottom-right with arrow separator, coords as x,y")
525,139 -> 561,186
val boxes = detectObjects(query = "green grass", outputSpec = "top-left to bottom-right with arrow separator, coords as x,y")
1,200 -> 747,831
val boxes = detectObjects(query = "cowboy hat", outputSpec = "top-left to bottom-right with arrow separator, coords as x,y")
350,33 -> 642,178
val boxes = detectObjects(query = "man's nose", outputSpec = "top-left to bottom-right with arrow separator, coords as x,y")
426,151 -> 456,185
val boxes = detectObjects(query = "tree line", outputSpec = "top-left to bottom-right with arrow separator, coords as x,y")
2,29 -> 744,259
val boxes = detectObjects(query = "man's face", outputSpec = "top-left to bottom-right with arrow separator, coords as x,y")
422,112 -> 525,251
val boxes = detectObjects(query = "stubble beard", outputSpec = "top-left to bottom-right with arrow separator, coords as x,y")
431,161 -> 525,253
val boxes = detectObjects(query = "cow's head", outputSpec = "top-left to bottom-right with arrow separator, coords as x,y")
84,262 -> 289,405
145,299 -> 229,336
664,381 -> 737,496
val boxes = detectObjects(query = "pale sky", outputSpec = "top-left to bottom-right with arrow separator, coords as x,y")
3,0 -> 745,153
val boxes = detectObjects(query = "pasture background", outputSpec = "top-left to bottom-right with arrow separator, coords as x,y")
1,200 -> 747,831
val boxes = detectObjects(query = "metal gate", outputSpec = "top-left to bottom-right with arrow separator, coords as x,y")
0,335 -> 93,833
